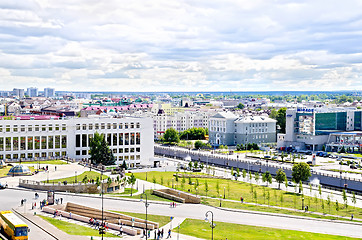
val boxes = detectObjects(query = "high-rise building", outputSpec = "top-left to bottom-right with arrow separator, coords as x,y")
27,87 -> 38,97
12,88 -> 24,99
44,88 -> 55,98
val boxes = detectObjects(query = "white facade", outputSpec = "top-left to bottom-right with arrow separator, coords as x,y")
0,117 -> 154,167
27,87 -> 38,97
44,88 -> 55,98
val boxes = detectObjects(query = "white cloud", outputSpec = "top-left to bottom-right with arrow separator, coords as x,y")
0,0 -> 362,91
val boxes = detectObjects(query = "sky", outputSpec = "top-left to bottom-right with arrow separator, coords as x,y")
1,0 -> 362,92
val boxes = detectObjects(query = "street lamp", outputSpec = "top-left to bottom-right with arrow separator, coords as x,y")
140,193 -> 149,240
97,170 -> 105,240
223,187 -> 225,199
302,197 -> 305,210
205,210 -> 215,240
219,195 -> 222,207
75,171 -> 77,184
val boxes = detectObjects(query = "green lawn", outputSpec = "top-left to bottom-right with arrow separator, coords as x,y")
45,171 -> 107,184
0,166 -> 11,177
23,160 -> 69,165
39,215 -> 117,237
203,198 -> 362,223
112,211 -> 172,227
131,171 -> 362,219
108,189 -> 174,202
177,218 -> 360,240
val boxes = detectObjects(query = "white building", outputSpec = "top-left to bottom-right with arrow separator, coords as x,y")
44,88 -> 55,98
209,112 -> 277,146
27,87 -> 38,97
0,116 -> 154,167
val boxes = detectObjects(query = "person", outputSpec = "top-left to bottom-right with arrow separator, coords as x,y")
240,196 -> 243,203
21,199 -> 23,206
55,166 -> 57,171
167,229 -> 171,239
148,230 -> 151,238
351,214 -> 354,221
119,225 -> 123,235
60,198 -> 63,204
161,228 -> 164,238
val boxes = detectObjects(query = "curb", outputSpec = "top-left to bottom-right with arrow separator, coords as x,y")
11,208 -> 59,240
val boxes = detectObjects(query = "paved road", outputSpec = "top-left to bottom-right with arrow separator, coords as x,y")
1,188 -> 362,238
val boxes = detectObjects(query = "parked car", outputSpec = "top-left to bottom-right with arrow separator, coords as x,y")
264,155 -> 271,159
0,182 -> 7,189
350,165 -> 357,169
272,156 -> 278,160
287,181 -> 296,187
306,161 -> 313,165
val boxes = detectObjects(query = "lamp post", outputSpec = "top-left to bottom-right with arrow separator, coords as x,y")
219,195 -> 222,207
99,170 -> 105,240
205,210 -> 215,240
223,187 -> 225,199
75,171 -> 77,184
302,197 -> 305,211
140,193 -> 149,240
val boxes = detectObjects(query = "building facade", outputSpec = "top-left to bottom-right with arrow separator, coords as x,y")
44,88 -> 55,98
0,116 -> 154,167
209,112 -> 276,146
277,107 -> 362,151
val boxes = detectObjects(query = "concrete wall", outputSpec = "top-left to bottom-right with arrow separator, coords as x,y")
153,188 -> 200,204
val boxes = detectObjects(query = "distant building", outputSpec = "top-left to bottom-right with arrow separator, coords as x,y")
44,88 -> 55,98
27,87 -> 38,97
12,88 -> 24,99
209,112 -> 276,146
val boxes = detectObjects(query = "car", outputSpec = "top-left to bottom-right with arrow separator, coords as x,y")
287,181 -> 296,187
264,155 -> 271,159
0,182 -> 8,189
272,156 -> 278,160
350,165 -> 357,169
301,155 -> 307,159
306,161 -> 313,165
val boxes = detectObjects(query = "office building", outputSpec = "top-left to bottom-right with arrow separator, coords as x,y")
44,88 -> 55,98
27,87 -> 38,97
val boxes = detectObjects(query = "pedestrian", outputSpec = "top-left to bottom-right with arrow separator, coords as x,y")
161,228 -> 164,238
21,199 -> 23,206
167,229 -> 171,239
69,212 -> 72,219
119,225 -> 123,235
60,198 -> 63,204
240,196 -> 243,203
55,166 -> 57,171
351,214 -> 354,221
157,229 -> 160,240
154,230 -> 157,240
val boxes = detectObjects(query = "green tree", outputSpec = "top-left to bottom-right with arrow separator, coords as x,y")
263,171 -> 272,187
335,200 -> 340,217
153,176 -> 157,189
292,162 -> 311,183
161,176 -> 164,186
275,169 -> 286,189
163,128 -> 180,144
327,195 -> 331,214
352,192 -> 356,209
128,174 -> 136,196
82,175 -> 88,184
236,103 -> 245,109
89,132 -> 116,166
231,167 -> 234,177
121,160 -> 127,170
342,189 -> 348,214
280,192 -> 284,207
193,161 -> 198,169
205,180 -> 209,198
254,172 -> 260,184
271,108 -> 287,133
194,140 -> 204,149
266,189 -> 271,206
236,168 -> 240,179
242,169 -> 247,179
216,181 -> 220,196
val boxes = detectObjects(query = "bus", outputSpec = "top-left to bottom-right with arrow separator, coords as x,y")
0,211 -> 29,240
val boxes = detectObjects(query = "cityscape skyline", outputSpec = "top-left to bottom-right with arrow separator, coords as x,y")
1,1 -> 362,92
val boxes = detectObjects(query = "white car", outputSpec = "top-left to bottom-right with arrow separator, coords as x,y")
287,181 -> 296,187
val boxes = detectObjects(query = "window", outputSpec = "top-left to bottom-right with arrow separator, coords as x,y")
131,123 -> 134,128
101,123 -> 105,129
76,124 -> 81,130
27,137 -> 33,150
35,125 -> 39,131
20,137 -> 25,150
13,137 -> 19,151
55,135 -> 60,148
119,133 -> 123,145
119,123 -> 123,129
136,133 -> 140,144
113,134 -> 117,146
82,150 -> 87,155
107,134 -> 111,146
6,125 -> 10,132
62,136 -> 67,148
76,135 -> 81,148
95,123 -> 99,130
119,148 -> 123,153
55,124 -> 60,131
62,124 -> 66,131
125,123 -> 128,129
13,125 -> 18,132
76,151 -> 80,156
41,136 -> 47,149
136,122 -> 140,128
89,124 -> 93,130
125,133 -> 129,145
48,136 -> 54,149
113,149 -> 117,154
136,147 -> 140,152
130,133 -> 135,145
107,123 -> 111,129
82,134 -> 87,147
49,125 -> 53,131
125,148 -> 129,153
42,125 -> 46,131
113,123 -> 117,129
28,125 -> 32,132
82,124 -> 87,130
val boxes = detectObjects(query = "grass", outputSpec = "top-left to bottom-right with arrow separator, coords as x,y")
203,198 -> 362,223
0,166 -> 11,177
131,171 -> 362,219
108,189 -> 174,202
328,169 -> 362,174
45,171 -> 107,184
39,215 -> 117,237
112,211 -> 171,227
22,160 -> 68,165
177,218 -> 360,240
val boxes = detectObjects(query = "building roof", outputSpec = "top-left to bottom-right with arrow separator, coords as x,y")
235,115 -> 276,123
211,111 -> 237,119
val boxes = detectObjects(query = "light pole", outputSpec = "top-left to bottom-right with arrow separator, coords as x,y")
219,195 -> 222,207
75,171 -> 77,184
140,193 -> 149,240
100,170 -> 105,240
302,197 -> 305,210
223,187 -> 225,199
205,210 -> 215,240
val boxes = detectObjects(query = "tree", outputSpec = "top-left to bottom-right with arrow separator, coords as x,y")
275,169 -> 286,189
193,161 -> 198,169
236,168 -> 240,179
161,176 -> 164,186
280,192 -> 284,207
352,192 -> 356,209
335,200 -> 340,217
121,160 -> 127,170
242,169 -> 247,179
236,103 -> 245,109
276,108 -> 287,133
205,180 -> 209,198
163,128 -> 180,144
263,171 -> 272,187
292,162 -> 311,183
231,167 -> 234,177
327,195 -> 331,214
254,172 -> 260,184
216,181 -> 220,196
266,189 -> 271,206
89,132 -> 116,166
82,175 -> 88,184
153,176 -> 157,189
194,140 -> 204,149
128,174 -> 136,196
342,189 -> 348,214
